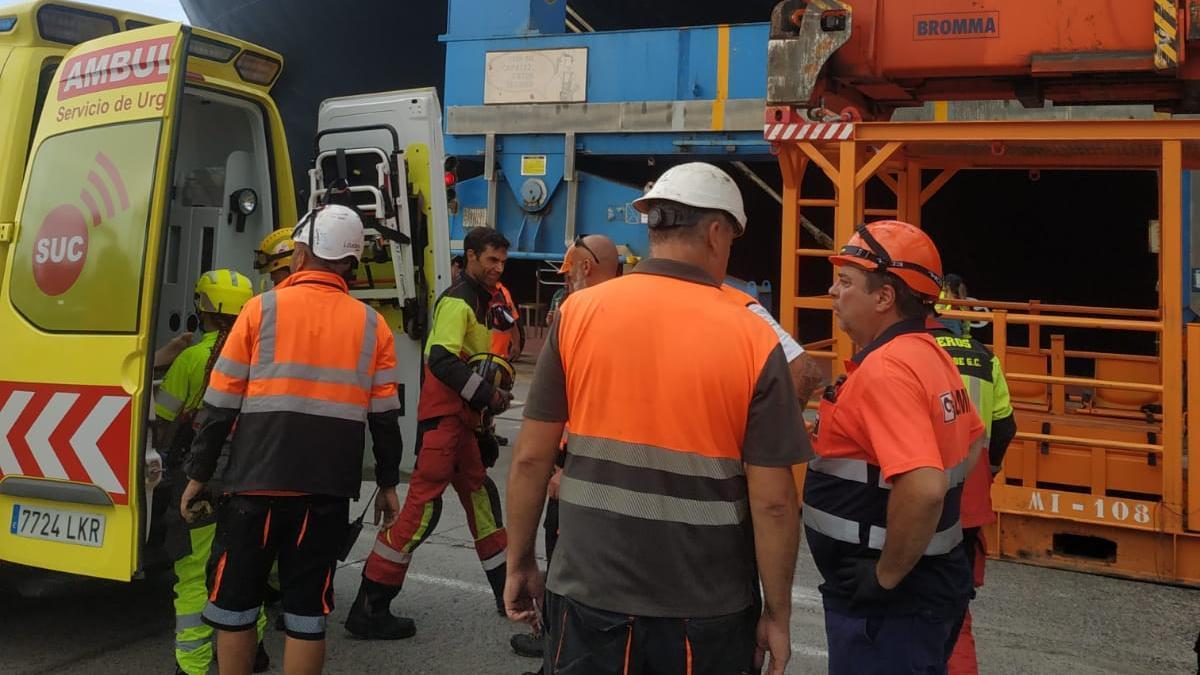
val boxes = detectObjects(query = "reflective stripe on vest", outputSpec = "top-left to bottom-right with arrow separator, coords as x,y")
803,501 -> 964,556
804,455 -> 968,557
240,290 -> 387,421
809,456 -> 971,490
559,433 -> 748,527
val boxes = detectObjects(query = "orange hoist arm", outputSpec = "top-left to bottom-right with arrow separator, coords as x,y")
767,0 -> 1200,119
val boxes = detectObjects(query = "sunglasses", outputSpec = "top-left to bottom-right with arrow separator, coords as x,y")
572,235 -> 600,265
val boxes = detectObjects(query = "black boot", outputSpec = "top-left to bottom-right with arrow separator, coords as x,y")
252,642 -> 270,673
345,577 -> 417,640
510,631 -> 544,658
486,562 -> 508,616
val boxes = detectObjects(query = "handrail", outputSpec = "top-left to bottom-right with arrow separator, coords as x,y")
1062,349 -> 1159,363
801,338 -> 835,350
1015,431 -> 1163,454
1005,372 -> 1163,393
936,297 -> 1159,319
940,309 -> 1161,332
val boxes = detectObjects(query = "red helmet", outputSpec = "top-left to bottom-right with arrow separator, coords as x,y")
829,220 -> 943,298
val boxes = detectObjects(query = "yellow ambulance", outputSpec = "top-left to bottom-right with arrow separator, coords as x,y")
0,1 -> 296,581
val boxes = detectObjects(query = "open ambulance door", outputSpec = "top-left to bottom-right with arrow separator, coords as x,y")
0,23 -> 190,580
314,88 -> 454,472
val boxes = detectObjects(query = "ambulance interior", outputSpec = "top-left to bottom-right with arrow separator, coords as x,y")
153,88 -> 276,353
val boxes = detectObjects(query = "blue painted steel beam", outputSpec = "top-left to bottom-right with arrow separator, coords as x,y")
442,0 -> 775,258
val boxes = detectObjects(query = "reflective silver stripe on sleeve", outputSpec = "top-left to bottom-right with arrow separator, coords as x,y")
357,307 -> 378,373
240,395 -> 368,422
213,356 -> 250,380
175,638 -> 208,652
369,396 -> 403,413
745,302 -> 804,361
559,475 -> 747,527
567,434 -> 744,480
202,387 -> 244,409
372,367 -> 400,388
371,540 -> 412,565
202,603 -> 260,628
249,362 -> 371,388
155,389 -> 184,415
283,613 -> 327,635
461,372 -> 484,401
258,291 -> 278,364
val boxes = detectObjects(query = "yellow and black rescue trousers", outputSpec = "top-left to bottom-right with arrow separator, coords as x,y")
170,486 -> 267,675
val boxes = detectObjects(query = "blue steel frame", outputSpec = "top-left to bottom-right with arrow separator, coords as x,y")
441,0 -> 774,259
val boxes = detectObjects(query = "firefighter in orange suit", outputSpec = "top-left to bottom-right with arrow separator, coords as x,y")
347,226 -> 515,639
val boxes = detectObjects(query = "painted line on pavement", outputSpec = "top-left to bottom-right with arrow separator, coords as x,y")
397,567 -> 828,658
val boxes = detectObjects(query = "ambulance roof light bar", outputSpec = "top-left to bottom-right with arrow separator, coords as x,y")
234,50 -> 280,86
36,4 -> 118,45
188,35 -> 239,63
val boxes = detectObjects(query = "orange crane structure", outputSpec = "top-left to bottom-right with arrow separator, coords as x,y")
767,0 -> 1200,585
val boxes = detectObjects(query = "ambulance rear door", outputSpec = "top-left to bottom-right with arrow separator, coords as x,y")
0,22 -> 189,580
316,87 -> 454,471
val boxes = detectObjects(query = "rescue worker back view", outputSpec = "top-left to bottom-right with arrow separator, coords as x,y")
505,162 -> 812,675
349,226 -> 515,639
180,204 -> 404,675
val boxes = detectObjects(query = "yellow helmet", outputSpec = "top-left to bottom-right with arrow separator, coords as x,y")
467,352 -> 515,392
195,269 -> 253,316
255,228 -> 294,274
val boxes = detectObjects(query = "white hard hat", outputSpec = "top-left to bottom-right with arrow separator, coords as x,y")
632,162 -> 747,235
292,204 -> 364,262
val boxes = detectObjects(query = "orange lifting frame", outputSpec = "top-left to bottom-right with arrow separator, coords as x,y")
776,118 -> 1200,585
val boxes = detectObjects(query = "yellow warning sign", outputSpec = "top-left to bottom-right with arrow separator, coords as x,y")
521,154 -> 547,176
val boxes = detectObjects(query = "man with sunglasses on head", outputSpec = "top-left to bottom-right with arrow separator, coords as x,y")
509,233 -> 621,670
806,219 -> 987,674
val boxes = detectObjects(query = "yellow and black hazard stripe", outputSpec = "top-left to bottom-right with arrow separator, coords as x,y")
1154,0 -> 1180,71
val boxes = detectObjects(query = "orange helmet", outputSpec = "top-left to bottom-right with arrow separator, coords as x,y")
829,220 -> 943,298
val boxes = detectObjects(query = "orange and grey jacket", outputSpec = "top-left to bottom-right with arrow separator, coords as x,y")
186,270 -> 403,497
525,258 -> 813,618
417,271 -> 497,421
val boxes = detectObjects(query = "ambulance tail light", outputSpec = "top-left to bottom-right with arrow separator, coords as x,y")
188,35 -> 239,62
36,4 -> 118,45
234,51 -> 281,85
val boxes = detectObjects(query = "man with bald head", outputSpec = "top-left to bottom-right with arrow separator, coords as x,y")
510,233 -> 620,668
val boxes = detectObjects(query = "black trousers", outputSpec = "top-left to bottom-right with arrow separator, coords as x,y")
541,590 -> 758,675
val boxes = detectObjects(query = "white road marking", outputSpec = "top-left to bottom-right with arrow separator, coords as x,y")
377,564 -> 830,659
